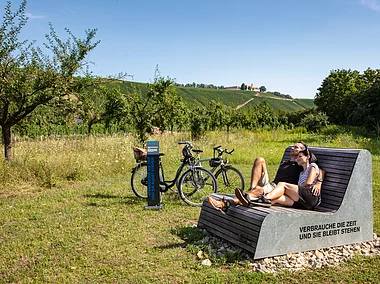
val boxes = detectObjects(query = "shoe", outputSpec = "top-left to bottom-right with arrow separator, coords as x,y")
207,196 -> 228,214
234,188 -> 259,207
251,195 -> 271,207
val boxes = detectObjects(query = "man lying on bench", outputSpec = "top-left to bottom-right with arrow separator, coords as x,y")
207,142 -> 324,212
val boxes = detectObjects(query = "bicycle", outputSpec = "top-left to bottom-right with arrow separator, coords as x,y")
178,145 -> 245,194
131,141 -> 217,206
206,146 -> 245,193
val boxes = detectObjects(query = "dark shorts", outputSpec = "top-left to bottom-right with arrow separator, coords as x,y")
293,186 -> 320,210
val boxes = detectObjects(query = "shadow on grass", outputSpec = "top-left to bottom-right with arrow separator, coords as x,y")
171,225 -> 207,244
153,242 -> 186,250
84,193 -> 121,199
84,192 -> 146,207
148,226 -> 204,251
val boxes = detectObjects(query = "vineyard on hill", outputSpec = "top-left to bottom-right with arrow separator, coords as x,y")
109,80 -> 315,112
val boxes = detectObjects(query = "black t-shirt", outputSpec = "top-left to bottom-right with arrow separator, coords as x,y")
273,160 -> 303,185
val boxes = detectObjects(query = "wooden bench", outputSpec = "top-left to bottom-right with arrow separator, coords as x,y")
198,146 -> 373,259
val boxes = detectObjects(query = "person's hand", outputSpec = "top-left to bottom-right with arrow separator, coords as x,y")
312,184 -> 321,196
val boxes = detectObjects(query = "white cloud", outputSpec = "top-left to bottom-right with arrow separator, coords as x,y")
25,12 -> 46,19
360,0 -> 380,12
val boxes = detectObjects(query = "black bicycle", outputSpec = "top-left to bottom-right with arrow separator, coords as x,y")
178,145 -> 245,194
131,141 -> 217,206
199,145 -> 244,194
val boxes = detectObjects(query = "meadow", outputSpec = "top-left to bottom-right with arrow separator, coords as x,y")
1,129 -> 379,283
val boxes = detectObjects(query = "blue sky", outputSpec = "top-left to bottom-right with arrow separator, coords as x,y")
5,0 -> 380,98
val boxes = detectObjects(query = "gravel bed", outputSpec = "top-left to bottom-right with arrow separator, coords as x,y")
195,229 -> 380,274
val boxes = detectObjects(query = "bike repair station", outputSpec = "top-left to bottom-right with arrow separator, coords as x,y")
145,141 -> 162,210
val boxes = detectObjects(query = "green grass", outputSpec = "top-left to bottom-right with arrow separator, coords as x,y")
0,130 -> 379,283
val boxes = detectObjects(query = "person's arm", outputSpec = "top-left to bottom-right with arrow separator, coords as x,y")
300,165 -> 318,188
311,168 -> 324,196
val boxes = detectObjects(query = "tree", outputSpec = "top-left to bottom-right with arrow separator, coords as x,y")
189,106 -> 208,140
259,86 -> 266,92
206,101 -> 225,131
300,112 -> 329,132
314,69 -> 361,124
0,0 -> 99,160
74,77 -> 105,134
126,71 -> 183,144
240,83 -> 246,90
349,80 -> 380,135
103,87 -> 128,130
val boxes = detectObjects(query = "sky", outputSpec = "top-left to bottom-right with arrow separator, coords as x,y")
4,0 -> 380,98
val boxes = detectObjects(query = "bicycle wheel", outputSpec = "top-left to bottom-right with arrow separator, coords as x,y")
178,167 -> 217,206
174,164 -> 190,193
131,162 -> 148,199
215,166 -> 245,194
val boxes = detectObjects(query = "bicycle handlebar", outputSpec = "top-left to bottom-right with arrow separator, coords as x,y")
178,141 -> 193,148
226,149 -> 235,155
214,146 -> 234,155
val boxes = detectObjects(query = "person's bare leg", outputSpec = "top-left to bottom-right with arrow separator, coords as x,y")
264,182 -> 286,200
231,197 -> 242,205
250,157 -> 267,189
265,182 -> 299,201
247,185 -> 264,198
208,196 -> 242,209
245,157 -> 267,198
271,195 -> 295,207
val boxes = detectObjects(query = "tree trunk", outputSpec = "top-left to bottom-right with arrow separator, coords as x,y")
88,122 -> 92,135
2,124 -> 12,161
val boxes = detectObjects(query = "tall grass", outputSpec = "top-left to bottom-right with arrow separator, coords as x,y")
1,129 -> 379,283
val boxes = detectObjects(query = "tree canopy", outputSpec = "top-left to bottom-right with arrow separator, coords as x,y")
0,0 -> 99,160
315,68 -> 380,135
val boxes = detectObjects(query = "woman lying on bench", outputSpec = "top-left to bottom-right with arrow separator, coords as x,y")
236,146 -> 324,209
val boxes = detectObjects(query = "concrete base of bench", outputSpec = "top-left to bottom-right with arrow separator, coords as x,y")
198,148 -> 373,259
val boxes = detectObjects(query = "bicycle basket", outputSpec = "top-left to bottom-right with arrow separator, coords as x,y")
209,158 -> 222,167
133,147 -> 147,162
182,146 -> 192,158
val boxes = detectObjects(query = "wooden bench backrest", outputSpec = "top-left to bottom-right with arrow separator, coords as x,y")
281,146 -> 360,212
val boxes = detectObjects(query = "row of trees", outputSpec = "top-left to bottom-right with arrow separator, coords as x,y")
180,82 -> 224,89
16,81 -> 328,143
315,68 -> 380,135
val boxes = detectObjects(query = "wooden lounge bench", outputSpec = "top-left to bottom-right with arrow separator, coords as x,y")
198,146 -> 373,259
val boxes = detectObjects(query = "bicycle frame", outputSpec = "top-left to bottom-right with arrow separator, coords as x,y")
194,146 -> 236,187
158,156 -> 195,192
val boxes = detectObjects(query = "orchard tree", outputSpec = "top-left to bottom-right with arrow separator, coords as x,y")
0,0 -> 99,160
206,101 -> 225,131
189,106 -> 208,140
126,70 -> 183,144
74,77 -> 105,134
103,87 -> 128,130
300,112 -> 329,132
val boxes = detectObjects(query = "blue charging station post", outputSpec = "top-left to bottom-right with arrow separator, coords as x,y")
145,141 -> 162,210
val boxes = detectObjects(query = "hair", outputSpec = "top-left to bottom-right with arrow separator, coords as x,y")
298,143 -> 318,164
298,141 -> 308,150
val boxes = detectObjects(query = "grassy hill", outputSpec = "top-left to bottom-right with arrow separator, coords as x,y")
108,80 -> 315,112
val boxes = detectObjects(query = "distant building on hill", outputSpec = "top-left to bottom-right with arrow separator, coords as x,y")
250,84 -> 260,92
226,84 -> 260,91
225,85 -> 241,90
